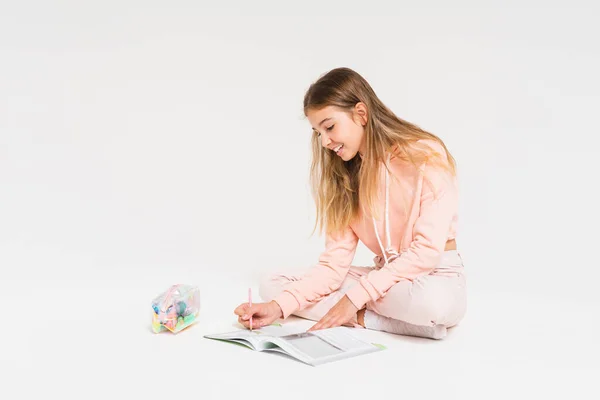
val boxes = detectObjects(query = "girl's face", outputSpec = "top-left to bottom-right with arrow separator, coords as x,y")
307,104 -> 367,161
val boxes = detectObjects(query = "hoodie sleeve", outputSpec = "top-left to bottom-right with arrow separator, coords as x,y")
273,226 -> 359,319
345,159 -> 459,310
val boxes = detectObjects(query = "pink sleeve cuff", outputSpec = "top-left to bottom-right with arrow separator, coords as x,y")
345,282 -> 373,310
273,291 -> 300,319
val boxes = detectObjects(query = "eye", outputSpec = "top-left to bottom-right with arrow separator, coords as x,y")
326,125 -> 335,131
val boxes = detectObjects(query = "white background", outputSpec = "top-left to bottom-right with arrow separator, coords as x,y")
1,1 -> 599,399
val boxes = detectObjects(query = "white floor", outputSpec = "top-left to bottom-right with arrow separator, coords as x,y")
3,259 -> 600,400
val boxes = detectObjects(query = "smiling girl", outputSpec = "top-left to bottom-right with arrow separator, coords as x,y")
234,67 -> 466,339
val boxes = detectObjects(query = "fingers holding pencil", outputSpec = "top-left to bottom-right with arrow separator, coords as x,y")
233,301 -> 283,330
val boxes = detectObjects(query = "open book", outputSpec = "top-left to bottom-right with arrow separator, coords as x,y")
204,325 -> 385,366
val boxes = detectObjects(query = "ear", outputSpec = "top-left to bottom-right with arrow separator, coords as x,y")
354,102 -> 368,126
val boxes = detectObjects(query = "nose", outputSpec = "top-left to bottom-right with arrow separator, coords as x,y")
320,132 -> 331,148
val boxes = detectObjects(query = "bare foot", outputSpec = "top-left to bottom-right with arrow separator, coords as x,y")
357,308 -> 366,327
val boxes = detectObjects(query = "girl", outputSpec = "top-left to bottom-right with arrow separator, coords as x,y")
234,67 -> 466,339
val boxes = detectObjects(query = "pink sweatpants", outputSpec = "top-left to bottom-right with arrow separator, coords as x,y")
259,250 -> 467,329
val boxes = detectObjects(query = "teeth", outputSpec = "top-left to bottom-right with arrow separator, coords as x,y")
334,144 -> 343,152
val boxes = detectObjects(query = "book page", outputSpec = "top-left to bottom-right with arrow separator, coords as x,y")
204,331 -> 262,349
252,324 -> 303,337
311,327 -> 376,352
270,327 -> 380,365
204,324 -> 304,350
205,326 -> 382,365
276,333 -> 344,359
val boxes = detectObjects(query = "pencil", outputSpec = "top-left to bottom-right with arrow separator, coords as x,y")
248,287 -> 253,331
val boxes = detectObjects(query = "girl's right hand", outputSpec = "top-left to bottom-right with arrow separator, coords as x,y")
233,300 -> 283,329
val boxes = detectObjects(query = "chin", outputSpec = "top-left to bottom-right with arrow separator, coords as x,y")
342,150 -> 357,161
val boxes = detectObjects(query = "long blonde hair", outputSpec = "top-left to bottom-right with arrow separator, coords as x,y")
304,67 -> 457,236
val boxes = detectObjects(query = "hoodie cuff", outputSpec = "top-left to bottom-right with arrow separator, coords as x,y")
345,282 -> 373,310
273,291 -> 300,319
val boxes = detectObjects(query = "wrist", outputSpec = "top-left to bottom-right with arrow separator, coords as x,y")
269,300 -> 284,319
343,294 -> 358,311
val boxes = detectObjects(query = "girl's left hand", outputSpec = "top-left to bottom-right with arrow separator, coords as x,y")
308,295 -> 359,331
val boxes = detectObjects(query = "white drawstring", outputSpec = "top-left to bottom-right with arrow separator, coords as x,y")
372,154 -> 400,266
372,217 -> 388,265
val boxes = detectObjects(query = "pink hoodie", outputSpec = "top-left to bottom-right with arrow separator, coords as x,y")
273,140 -> 459,319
